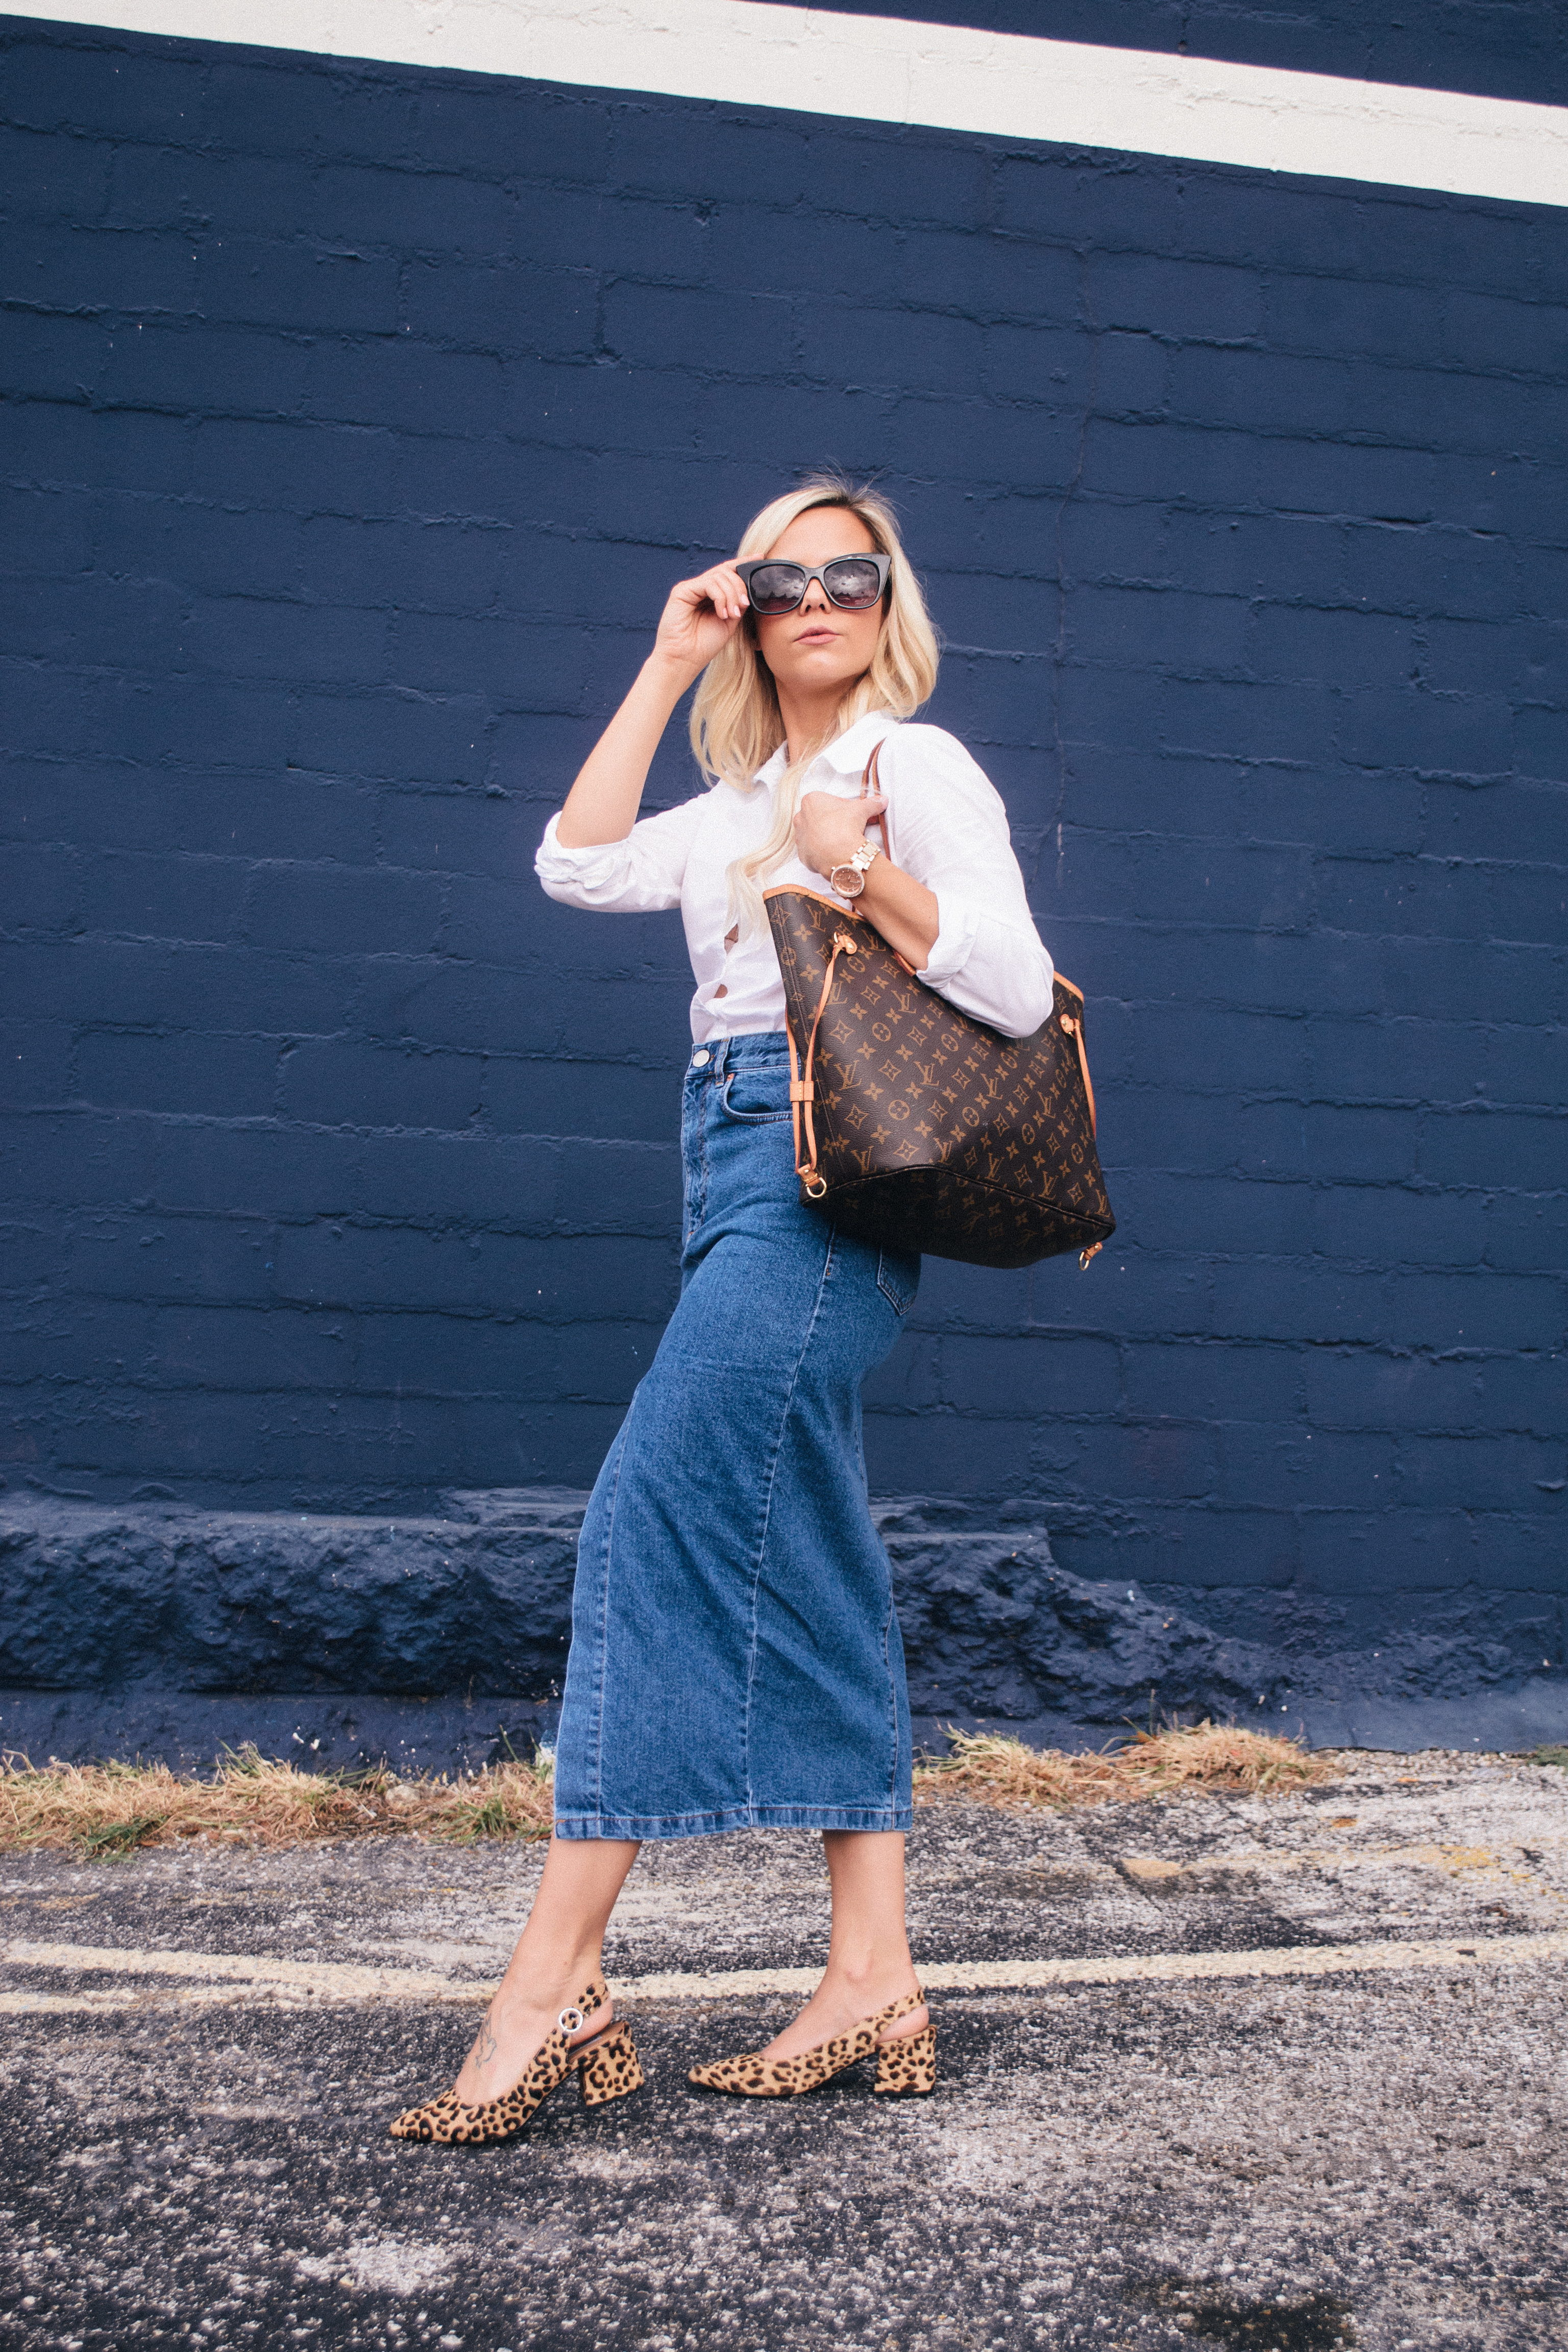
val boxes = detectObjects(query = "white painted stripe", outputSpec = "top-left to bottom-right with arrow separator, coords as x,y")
7,1929 -> 1567,2014
17,1 -> 1568,209
2,1938 -> 470,2000
624,1932 -> 1568,1995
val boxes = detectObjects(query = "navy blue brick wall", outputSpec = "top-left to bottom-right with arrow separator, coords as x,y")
1,16 -> 1564,1669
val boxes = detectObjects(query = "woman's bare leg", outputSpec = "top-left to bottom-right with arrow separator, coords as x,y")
757,1829 -> 927,2062
452,1835 -> 640,2102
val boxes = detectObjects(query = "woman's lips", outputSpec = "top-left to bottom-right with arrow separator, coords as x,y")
794,627 -> 838,645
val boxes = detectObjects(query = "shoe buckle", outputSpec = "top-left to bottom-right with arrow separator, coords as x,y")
557,2005 -> 584,2035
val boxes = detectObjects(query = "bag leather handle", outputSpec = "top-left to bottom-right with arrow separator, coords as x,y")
861,736 -> 893,866
786,927 -> 861,1192
783,736 -> 901,1186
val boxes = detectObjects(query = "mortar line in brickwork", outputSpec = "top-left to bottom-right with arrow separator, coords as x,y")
17,0 -> 1568,209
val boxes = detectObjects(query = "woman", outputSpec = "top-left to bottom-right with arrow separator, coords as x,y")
390,476 -> 1054,2144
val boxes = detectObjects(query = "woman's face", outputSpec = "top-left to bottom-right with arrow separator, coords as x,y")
751,508 -> 885,703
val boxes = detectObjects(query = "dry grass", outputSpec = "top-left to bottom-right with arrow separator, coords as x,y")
912,1721 -> 1337,1810
0,1746 -> 555,1858
0,1721 -> 1332,1859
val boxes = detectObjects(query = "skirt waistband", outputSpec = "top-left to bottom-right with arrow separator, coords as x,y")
688,1030 -> 790,1076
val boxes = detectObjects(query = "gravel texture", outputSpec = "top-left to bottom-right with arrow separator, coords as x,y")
3,1752 -> 1566,2351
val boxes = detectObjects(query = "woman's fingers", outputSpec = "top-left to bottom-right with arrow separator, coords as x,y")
702,561 -> 748,624
652,561 -> 751,665
682,563 -> 748,627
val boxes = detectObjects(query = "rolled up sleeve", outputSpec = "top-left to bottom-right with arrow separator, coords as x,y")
884,730 -> 1055,1040
927,905 -> 1055,1038
534,798 -> 702,914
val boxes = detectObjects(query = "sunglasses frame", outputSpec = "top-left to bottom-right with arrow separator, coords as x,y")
734,551 -> 892,616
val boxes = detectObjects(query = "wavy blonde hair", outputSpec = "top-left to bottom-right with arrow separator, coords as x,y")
690,473 -> 940,930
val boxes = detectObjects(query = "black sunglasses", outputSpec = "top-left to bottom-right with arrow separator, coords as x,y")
735,552 -> 891,616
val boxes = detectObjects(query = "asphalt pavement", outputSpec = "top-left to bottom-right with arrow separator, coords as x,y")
3,1750 -> 1566,2352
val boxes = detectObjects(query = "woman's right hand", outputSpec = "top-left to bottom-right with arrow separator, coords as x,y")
651,560 -> 749,677
556,560 -> 749,846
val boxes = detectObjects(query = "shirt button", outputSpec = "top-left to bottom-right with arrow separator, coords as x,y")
691,1049 -> 710,1067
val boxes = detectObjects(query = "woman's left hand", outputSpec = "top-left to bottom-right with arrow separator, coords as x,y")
794,789 -> 887,880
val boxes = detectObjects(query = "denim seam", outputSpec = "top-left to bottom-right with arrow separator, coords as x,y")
719,1066 -> 792,1125
740,1223 -> 835,1821
691,1072 -> 708,1247
587,1423 -> 627,1819
554,1803 -> 917,1841
880,1541 -> 900,1809
875,1247 -> 918,1315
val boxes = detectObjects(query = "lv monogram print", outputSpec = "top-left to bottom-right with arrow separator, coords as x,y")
764,887 -> 1116,1271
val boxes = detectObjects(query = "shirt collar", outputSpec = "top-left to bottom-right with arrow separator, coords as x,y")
752,711 -> 897,791
818,711 -> 898,775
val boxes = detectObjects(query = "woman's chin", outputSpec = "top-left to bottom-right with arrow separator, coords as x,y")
775,654 -> 866,694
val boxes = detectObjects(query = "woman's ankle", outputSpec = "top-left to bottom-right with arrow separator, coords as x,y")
821,1952 -> 917,2000
495,1948 -> 607,2017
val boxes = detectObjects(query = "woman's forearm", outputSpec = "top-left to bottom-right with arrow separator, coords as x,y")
855,856 -> 940,971
555,653 -> 699,847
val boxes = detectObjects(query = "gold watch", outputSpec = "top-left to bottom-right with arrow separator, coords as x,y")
828,844 -> 880,898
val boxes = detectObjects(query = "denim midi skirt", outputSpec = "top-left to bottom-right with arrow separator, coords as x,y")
553,1031 -> 921,1841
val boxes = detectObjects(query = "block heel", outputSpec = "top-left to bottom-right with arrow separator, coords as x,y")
576,2017 -> 644,2107
874,2020 -> 936,2096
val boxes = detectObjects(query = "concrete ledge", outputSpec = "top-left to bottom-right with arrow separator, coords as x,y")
1,1489 -> 1562,1769
0,1692 -> 557,1779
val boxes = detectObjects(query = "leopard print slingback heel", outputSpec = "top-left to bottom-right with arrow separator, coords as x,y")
873,2019 -> 937,2096
389,1973 -> 644,2146
687,1987 -> 934,2099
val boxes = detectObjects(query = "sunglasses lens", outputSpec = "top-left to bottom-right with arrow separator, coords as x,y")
823,558 -> 884,609
746,563 -> 807,614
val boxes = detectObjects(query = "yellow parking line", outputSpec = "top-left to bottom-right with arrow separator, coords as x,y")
5,1929 -> 1568,2015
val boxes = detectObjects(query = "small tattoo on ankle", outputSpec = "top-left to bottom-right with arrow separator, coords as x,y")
475,2018 -> 498,2070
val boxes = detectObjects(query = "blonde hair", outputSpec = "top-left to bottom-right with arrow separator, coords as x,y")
690,473 -> 940,930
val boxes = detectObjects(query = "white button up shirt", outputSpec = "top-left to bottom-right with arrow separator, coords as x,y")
534,713 -> 1055,1045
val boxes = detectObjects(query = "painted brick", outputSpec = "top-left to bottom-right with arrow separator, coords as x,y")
75,1030 -> 280,1120
1417,1108 -> 1564,1193
1,23 -> 1561,1659
1091,253 -> 1265,343
349,1308 -> 547,1401
76,851 -> 249,945
70,1211 -> 274,1305
401,257 -> 598,357
347,1131 -> 557,1230
197,238 -> 401,335
0,1021 -> 74,1110
1384,1271 -> 1564,1354
2,218 -> 198,317
1307,1180 -> 1488,1269
1219,1424 -> 1396,1510
278,1041 -> 484,1133
939,1333 -> 1122,1419
189,418 -> 398,521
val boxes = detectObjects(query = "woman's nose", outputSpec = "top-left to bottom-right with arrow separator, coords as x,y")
799,578 -> 830,610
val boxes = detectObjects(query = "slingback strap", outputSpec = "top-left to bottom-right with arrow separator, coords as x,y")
869,1988 -> 927,2040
